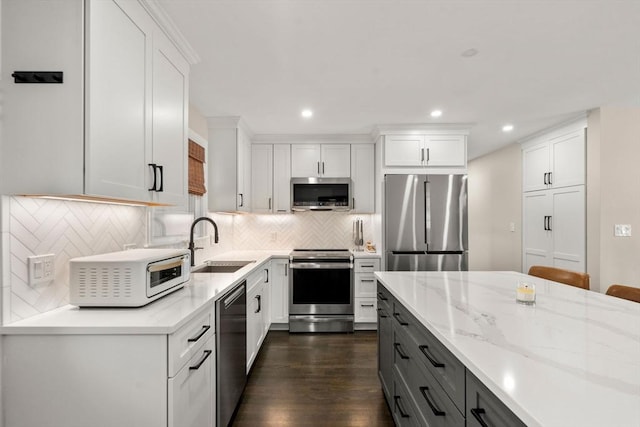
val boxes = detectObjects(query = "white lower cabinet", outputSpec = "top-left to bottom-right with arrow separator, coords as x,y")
270,258 -> 290,325
523,185 -> 585,272
354,258 -> 380,325
2,303 -> 215,427
169,335 -> 215,427
246,263 -> 271,372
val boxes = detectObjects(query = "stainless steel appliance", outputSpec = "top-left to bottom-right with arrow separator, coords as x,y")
385,174 -> 468,271
291,177 -> 352,211
69,248 -> 190,307
289,249 -> 354,332
216,281 -> 247,427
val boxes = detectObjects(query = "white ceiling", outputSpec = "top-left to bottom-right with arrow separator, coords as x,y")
158,0 -> 640,159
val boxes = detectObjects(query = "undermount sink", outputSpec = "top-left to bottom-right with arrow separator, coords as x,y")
192,260 -> 255,274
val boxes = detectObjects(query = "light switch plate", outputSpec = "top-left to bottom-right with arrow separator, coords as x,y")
28,254 -> 55,286
614,224 -> 632,237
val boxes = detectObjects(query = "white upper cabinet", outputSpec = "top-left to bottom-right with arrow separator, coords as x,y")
522,126 -> 585,192
273,145 -> 292,213
384,134 -> 466,168
291,144 -> 350,177
208,122 -> 252,212
350,144 -> 375,213
2,0 -> 191,206
251,145 -> 274,213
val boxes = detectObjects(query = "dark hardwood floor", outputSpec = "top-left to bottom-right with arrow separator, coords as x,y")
231,331 -> 395,427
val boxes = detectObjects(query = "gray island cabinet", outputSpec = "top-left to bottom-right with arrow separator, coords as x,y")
375,271 -> 640,427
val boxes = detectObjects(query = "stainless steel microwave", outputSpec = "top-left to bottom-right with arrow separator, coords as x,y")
69,248 -> 190,307
291,177 -> 352,211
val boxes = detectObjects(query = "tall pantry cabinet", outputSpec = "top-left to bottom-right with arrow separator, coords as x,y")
1,0 -> 191,206
521,119 -> 586,273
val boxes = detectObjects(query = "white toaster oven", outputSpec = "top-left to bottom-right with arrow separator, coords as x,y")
70,248 -> 191,307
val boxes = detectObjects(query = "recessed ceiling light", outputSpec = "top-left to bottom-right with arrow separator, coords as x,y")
502,124 -> 514,132
301,109 -> 313,118
430,110 -> 443,118
461,48 -> 479,58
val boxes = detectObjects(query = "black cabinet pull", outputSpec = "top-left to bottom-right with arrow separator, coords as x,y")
547,215 -> 552,231
264,268 -> 269,283
238,193 -> 244,207
377,292 -> 388,301
393,396 -> 410,418
377,308 -> 388,318
268,197 -> 272,210
548,171 -> 552,185
470,408 -> 490,427
393,312 -> 409,326
419,345 -> 445,368
148,163 -> 158,191
187,325 -> 211,342
156,165 -> 164,192
419,386 -> 446,416
317,162 -> 320,174
543,172 -> 548,185
394,343 -> 410,360
322,162 -> 325,174
360,303 -> 375,308
255,295 -> 261,313
189,350 -> 212,371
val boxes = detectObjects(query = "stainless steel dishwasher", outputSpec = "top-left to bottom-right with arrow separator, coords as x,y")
216,281 -> 247,427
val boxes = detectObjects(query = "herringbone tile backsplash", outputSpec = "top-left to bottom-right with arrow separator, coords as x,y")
1,196 -> 374,324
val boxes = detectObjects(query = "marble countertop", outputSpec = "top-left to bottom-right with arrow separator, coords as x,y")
0,250 -> 289,335
375,271 -> 640,427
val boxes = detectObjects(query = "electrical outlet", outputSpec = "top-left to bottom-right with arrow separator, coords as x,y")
614,224 -> 632,237
270,232 -> 277,242
509,222 -> 515,232
123,243 -> 137,250
28,254 -> 55,286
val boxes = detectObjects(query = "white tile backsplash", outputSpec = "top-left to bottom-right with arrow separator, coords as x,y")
0,195 -> 373,324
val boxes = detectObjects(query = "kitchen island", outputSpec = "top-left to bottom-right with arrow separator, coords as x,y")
375,271 -> 640,427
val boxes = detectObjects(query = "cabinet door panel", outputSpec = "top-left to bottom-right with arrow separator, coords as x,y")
425,135 -> 466,167
152,32 -> 189,206
291,144 -> 321,177
522,142 -> 549,192
552,186 -> 585,271
273,144 -> 292,213
86,0 -> 152,200
351,144 -> 375,212
321,144 -> 351,177
168,337 -> 214,427
270,259 -> 290,323
551,129 -> 585,188
385,135 -> 424,166
523,191 -> 552,272
251,145 -> 274,213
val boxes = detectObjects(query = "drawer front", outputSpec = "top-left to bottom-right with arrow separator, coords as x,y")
355,272 -> 377,297
377,281 -> 393,312
168,305 -> 215,377
392,365 -> 423,427
168,335 -> 214,427
354,258 -> 380,273
355,297 -> 377,322
466,371 -> 526,427
393,301 -> 465,412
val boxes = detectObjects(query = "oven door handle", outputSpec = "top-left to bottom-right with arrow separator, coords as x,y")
289,262 -> 353,269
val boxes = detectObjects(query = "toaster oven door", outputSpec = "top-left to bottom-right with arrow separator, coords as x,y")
147,255 -> 189,297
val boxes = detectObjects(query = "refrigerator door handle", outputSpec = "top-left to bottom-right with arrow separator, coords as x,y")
424,180 -> 431,248
391,251 -> 428,255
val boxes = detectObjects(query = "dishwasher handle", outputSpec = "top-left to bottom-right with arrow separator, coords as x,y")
223,283 -> 246,309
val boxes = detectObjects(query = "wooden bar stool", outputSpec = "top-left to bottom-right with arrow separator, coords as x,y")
528,265 -> 590,290
605,284 -> 640,303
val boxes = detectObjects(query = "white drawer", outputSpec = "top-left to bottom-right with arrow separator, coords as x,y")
355,297 -> 377,323
355,272 -> 377,297
354,258 -> 380,273
168,305 -> 214,377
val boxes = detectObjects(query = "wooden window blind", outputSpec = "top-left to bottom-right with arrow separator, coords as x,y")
188,139 -> 206,196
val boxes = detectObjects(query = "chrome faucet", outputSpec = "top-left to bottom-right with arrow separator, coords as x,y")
188,216 -> 219,266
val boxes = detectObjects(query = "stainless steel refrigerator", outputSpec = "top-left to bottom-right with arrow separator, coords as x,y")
385,174 -> 468,271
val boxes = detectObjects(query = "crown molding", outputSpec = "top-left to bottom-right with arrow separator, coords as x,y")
371,123 -> 474,139
517,112 -> 587,146
252,134 -> 373,144
205,116 -> 255,139
139,0 -> 201,65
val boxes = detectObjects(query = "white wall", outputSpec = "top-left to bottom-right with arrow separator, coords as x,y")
591,107 -> 640,292
467,143 -> 522,271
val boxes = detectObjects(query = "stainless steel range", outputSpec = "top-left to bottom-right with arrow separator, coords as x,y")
289,249 -> 354,333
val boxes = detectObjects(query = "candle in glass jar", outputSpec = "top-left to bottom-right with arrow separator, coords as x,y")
516,282 -> 536,304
